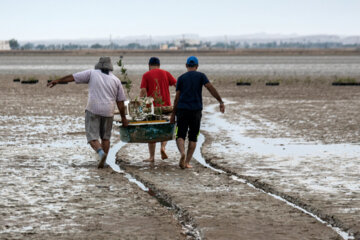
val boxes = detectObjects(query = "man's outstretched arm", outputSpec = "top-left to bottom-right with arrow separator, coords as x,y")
47,75 -> 74,88
205,82 -> 225,113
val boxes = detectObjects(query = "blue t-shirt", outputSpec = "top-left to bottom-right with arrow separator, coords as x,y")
176,71 -> 209,110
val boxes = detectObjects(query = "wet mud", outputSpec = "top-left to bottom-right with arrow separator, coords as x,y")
1,75 -> 359,239
117,142 -> 341,239
0,78 -> 184,239
200,84 -> 360,239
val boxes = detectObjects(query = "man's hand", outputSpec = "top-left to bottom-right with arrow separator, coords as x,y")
205,83 -> 225,113
170,113 -> 176,124
220,102 -> 225,113
140,88 -> 147,98
122,117 -> 129,127
47,80 -> 58,88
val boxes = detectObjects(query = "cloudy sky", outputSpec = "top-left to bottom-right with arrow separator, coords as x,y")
1,0 -> 359,40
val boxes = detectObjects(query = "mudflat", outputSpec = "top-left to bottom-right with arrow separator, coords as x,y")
1,73 -> 359,239
0,77 -> 184,239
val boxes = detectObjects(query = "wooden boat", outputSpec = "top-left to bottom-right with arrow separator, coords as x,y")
119,120 -> 176,143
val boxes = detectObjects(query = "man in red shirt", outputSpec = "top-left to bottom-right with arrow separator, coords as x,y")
140,57 -> 177,163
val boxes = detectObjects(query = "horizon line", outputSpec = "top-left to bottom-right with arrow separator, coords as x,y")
13,33 -> 360,42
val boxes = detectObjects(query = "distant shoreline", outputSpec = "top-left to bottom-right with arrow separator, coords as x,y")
1,48 -> 360,56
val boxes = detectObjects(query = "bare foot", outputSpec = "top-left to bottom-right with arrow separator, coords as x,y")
185,164 -> 193,169
143,158 -> 154,163
179,154 -> 186,169
160,149 -> 168,160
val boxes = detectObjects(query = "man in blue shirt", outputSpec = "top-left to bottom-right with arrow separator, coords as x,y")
170,56 -> 225,169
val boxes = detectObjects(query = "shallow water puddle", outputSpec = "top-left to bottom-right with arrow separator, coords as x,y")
203,100 -> 360,159
106,141 -> 149,191
203,99 -> 359,195
106,141 -> 125,174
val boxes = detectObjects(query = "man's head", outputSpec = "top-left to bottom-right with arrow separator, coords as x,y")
186,56 -> 199,70
95,57 -> 113,72
148,57 -> 160,70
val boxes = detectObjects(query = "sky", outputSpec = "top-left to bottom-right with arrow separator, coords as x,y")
1,0 -> 359,40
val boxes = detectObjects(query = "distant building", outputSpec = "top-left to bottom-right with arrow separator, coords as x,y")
174,39 -> 201,50
160,44 -> 168,50
0,41 -> 11,50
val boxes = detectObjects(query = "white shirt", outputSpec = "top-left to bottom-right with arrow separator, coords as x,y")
73,69 -> 126,117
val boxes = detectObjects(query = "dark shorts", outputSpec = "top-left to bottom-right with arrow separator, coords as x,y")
85,110 -> 113,142
176,109 -> 202,142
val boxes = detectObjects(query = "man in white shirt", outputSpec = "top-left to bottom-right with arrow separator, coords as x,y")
47,57 -> 128,168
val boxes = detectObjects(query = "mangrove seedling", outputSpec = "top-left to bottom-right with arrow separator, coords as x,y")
117,56 -> 133,100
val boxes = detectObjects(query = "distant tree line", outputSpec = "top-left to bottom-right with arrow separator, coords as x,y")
8,39 -> 160,50
241,41 -> 360,49
7,38 -> 360,50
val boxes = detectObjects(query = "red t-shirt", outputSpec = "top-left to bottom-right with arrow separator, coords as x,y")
140,68 -> 177,107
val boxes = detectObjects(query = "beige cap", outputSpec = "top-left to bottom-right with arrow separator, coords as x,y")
95,56 -> 113,71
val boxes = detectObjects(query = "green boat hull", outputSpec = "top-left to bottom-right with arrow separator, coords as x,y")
119,122 -> 176,143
